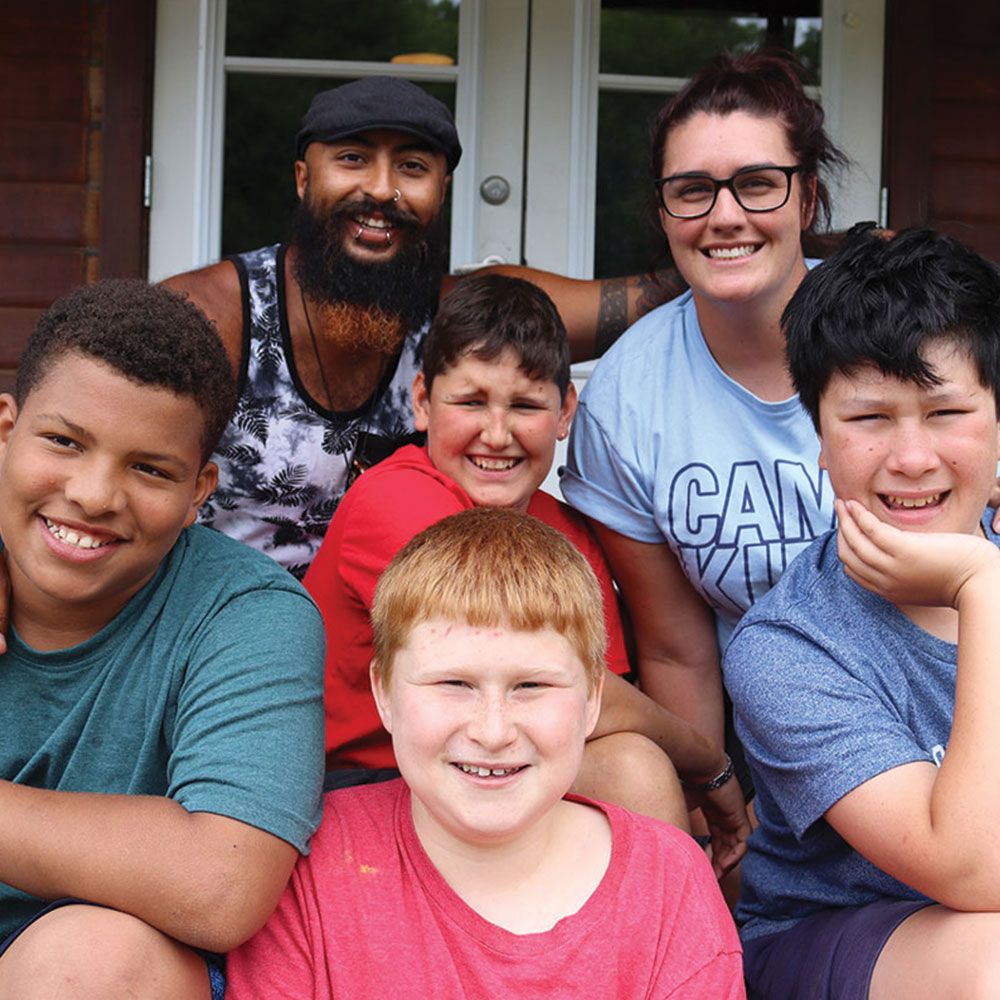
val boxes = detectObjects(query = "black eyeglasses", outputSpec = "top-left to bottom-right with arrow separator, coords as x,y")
654,165 -> 802,219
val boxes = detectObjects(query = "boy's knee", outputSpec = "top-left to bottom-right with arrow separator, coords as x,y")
576,732 -> 689,829
960,919 -> 1000,1000
0,905 -> 210,1000
874,908 -> 1000,1000
587,730 -> 679,776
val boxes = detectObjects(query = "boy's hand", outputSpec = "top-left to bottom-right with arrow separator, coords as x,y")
991,477 -> 1000,532
689,777 -> 750,878
836,498 -> 999,609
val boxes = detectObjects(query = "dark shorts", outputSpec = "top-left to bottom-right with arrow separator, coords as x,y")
742,899 -> 934,1000
0,899 -> 226,1000
323,766 -> 401,792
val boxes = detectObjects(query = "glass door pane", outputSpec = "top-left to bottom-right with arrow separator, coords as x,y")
226,0 -> 460,63
599,5 -> 820,78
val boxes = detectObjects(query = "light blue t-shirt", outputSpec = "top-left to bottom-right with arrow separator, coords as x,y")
562,283 -> 834,646
723,512 -> 998,942
0,524 -> 326,940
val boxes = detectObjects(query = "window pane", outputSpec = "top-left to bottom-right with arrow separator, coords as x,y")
221,74 -> 454,256
594,90 -> 667,279
600,5 -> 821,84
226,0 -> 460,64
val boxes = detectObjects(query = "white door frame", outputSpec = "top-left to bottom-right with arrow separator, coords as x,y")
148,0 -> 885,282
148,0 -> 530,281
820,0 -> 886,231
148,0 -> 226,281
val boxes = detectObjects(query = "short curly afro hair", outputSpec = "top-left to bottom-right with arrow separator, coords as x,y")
16,280 -> 236,463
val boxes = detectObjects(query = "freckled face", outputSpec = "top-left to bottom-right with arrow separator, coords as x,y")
372,619 -> 601,851
412,349 -> 576,512
818,340 -> 1000,535
658,110 -> 812,312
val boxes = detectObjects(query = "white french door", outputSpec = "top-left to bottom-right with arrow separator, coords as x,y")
149,0 -> 883,285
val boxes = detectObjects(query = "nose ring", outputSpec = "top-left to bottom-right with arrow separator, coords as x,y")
393,189 -> 401,203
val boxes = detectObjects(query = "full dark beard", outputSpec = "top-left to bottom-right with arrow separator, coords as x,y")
291,194 -> 446,352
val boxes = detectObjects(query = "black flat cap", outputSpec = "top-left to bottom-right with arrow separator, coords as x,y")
295,76 -> 462,172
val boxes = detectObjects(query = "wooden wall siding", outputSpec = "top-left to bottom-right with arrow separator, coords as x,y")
0,2 -> 94,390
100,0 -> 155,280
927,34 -> 1000,258
884,0 -> 1000,260
0,1 -> 153,393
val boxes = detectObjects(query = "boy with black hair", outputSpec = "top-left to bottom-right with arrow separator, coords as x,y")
0,280 -> 325,1000
229,507 -> 745,999
305,273 -> 749,870
724,228 -> 1000,998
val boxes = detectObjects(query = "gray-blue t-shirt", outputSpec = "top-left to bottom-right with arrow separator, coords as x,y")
724,512 -> 998,941
0,524 -> 326,940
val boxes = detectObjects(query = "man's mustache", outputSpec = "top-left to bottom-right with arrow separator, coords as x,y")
327,196 -> 420,230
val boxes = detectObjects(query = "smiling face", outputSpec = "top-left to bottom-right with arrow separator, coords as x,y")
0,354 -> 217,647
658,110 -> 812,311
295,128 -> 450,262
818,340 -> 1000,536
412,348 -> 576,512
372,618 -> 601,851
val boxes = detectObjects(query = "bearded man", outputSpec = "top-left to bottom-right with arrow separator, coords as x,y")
164,77 -> 683,577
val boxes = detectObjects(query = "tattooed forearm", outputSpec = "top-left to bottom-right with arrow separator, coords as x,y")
633,267 -> 688,319
595,268 -> 689,356
595,277 -> 629,356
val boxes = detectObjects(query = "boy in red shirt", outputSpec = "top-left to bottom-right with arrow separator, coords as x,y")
305,274 -> 748,868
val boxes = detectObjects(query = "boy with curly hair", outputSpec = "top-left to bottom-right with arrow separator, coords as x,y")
0,281 -> 325,999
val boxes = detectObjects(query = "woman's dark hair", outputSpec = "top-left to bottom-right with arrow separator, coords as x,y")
650,50 -> 848,233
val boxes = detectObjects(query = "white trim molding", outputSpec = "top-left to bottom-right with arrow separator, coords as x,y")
821,0 -> 886,230
148,0 -> 226,280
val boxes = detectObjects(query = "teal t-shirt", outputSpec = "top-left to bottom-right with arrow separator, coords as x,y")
0,524 -> 326,940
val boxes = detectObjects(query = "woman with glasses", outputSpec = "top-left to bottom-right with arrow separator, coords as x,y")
561,51 -> 848,807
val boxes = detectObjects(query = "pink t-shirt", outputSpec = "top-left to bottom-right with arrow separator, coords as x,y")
304,444 -> 631,769
226,780 -> 745,999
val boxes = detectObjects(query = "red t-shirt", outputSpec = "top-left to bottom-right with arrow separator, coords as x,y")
304,445 -> 630,768
226,780 -> 745,1000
